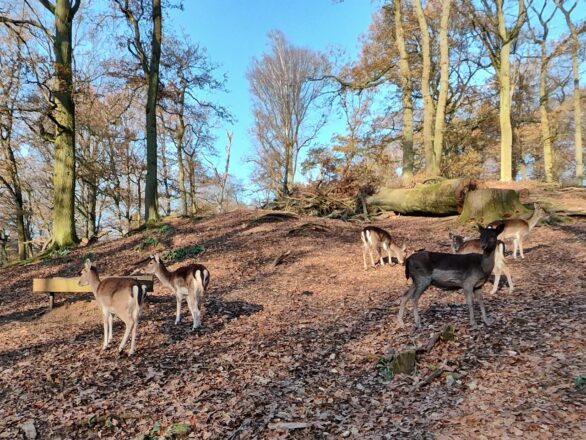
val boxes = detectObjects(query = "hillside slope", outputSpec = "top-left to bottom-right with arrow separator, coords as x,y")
0,209 -> 584,439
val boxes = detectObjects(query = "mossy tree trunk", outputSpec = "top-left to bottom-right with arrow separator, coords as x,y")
51,0 -> 81,247
458,189 -> 530,224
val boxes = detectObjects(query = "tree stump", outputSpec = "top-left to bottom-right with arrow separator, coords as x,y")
458,189 -> 530,224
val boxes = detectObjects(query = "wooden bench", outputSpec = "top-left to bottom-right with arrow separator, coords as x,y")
32,275 -> 154,309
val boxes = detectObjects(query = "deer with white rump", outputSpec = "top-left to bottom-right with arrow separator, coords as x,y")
79,259 -> 147,355
397,223 -> 505,329
449,232 -> 513,295
361,226 -> 407,270
487,203 -> 546,259
144,254 -> 209,329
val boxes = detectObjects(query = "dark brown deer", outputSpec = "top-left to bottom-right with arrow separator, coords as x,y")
397,224 -> 505,329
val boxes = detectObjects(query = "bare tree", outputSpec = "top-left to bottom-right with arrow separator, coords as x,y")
468,0 -> 527,181
248,30 -> 328,197
114,0 -> 162,223
555,0 -> 584,183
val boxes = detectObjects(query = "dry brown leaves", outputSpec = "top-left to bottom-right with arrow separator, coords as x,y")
0,208 -> 584,439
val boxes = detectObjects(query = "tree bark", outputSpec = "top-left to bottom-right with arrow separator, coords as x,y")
51,0 -> 80,247
394,0 -> 414,183
414,0 -> 434,176
366,178 -> 469,215
539,40 -> 553,183
432,0 -> 452,176
497,2 -> 513,182
144,0 -> 162,222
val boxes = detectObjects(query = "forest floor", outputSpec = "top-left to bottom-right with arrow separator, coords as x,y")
0,194 -> 585,439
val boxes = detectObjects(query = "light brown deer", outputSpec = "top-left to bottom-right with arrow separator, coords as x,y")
361,226 -> 407,270
144,254 -> 210,329
79,259 -> 147,355
449,232 -> 513,294
487,203 -> 546,258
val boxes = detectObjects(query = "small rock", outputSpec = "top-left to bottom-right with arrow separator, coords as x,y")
19,420 -> 37,440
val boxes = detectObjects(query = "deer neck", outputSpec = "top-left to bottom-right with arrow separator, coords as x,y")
481,247 -> 497,276
89,269 -> 101,294
154,264 -> 175,289
527,209 -> 541,231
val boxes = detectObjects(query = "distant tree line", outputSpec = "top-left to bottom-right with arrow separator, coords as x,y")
248,0 -> 585,203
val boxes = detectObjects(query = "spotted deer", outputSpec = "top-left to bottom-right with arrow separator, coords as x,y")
79,259 -> 147,355
144,254 -> 210,329
449,232 -> 513,294
361,226 -> 407,270
487,203 -> 546,258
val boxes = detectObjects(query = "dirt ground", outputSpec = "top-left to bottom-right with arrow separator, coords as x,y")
0,208 -> 584,439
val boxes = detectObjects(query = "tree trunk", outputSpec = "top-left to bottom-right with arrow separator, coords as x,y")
176,116 -> 187,215
52,0 -> 79,247
458,188 -> 530,224
414,0 -> 434,176
498,42 -> 513,182
539,41 -> 553,183
366,178 -> 471,215
570,36 -> 583,182
394,0 -> 414,183
432,0 -> 451,176
160,131 -> 171,216
144,0 -> 162,223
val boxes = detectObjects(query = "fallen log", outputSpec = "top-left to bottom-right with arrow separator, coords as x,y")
366,178 -> 477,215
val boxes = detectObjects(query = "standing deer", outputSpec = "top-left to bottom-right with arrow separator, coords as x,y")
397,223 -> 505,329
144,254 -> 210,329
449,232 -> 513,294
361,226 -> 407,270
79,259 -> 147,355
487,203 -> 546,258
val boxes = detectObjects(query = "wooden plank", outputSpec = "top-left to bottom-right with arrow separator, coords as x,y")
32,275 -> 154,293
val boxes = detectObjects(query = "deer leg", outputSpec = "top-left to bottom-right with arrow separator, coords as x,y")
102,315 -> 109,350
503,265 -> 514,294
474,288 -> 492,326
108,314 -> 114,344
118,321 -> 132,353
490,268 -> 501,294
397,284 -> 416,327
519,238 -> 525,259
175,295 -> 182,325
362,245 -> 368,270
186,294 -> 201,330
512,239 -> 519,259
464,287 -> 478,328
128,306 -> 140,356
369,248 -> 376,268
411,283 -> 429,329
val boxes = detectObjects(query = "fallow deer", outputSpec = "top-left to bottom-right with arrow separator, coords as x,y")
449,232 -> 513,294
144,254 -> 210,329
361,226 -> 407,270
79,259 -> 147,355
397,223 -> 505,329
487,203 -> 546,258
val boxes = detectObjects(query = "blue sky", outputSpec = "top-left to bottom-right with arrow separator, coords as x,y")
175,0 -> 378,186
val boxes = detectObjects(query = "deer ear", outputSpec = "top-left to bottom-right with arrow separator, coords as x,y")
496,223 -> 505,235
476,223 -> 484,232
84,259 -> 92,268
449,232 -> 453,239
401,243 -> 406,252
154,253 -> 160,263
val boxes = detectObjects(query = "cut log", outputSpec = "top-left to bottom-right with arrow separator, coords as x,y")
458,189 -> 530,224
366,178 -> 476,215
